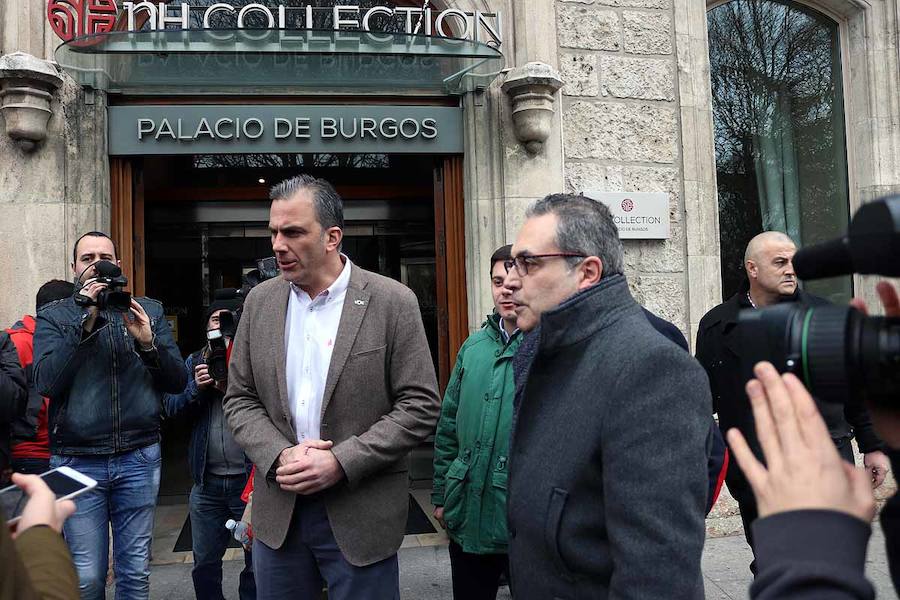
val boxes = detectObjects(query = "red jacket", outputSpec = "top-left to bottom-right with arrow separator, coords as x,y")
6,316 -> 50,460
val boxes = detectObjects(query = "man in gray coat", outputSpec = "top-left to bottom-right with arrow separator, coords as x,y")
503,193 -> 711,599
223,174 -> 441,600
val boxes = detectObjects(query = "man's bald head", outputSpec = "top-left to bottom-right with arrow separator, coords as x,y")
744,231 -> 798,304
744,231 -> 795,265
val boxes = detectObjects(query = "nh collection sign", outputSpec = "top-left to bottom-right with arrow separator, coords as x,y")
108,105 -> 463,154
583,191 -> 671,240
47,1 -> 503,46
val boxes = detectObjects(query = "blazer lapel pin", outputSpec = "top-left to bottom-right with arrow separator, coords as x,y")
354,299 -> 367,306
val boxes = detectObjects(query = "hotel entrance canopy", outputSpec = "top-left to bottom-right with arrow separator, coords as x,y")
54,29 -> 505,95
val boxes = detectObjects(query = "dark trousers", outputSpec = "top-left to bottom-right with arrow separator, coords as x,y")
732,437 -> 856,576
448,540 -> 509,600
11,457 -> 50,475
190,474 -> 256,600
253,496 -> 399,600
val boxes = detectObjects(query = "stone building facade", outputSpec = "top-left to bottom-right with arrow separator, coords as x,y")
1,0 -> 899,529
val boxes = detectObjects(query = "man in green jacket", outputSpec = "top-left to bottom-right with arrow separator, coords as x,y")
432,244 -> 520,600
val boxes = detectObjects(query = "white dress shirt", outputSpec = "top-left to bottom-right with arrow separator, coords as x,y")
284,256 -> 351,442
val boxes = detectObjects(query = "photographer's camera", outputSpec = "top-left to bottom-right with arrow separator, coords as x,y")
739,195 -> 900,406
74,260 -> 131,313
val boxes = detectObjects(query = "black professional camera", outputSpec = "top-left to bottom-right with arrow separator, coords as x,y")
74,260 -> 132,313
215,256 -> 279,337
739,196 -> 900,406
205,329 -> 229,381
205,257 -> 279,380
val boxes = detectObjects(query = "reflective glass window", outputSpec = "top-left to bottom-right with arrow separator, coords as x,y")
708,0 -> 851,302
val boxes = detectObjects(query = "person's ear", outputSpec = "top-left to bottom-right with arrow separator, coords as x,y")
746,260 -> 757,279
325,227 -> 343,253
578,257 -> 603,289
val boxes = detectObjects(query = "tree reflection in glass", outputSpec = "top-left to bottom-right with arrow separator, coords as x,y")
708,0 -> 851,303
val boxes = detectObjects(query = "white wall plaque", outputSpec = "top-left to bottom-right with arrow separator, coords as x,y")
583,191 -> 670,240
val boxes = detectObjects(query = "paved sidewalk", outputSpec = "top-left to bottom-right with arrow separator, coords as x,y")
143,528 -> 899,599
146,488 -> 899,599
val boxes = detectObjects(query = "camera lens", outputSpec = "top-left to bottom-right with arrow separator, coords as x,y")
739,305 -> 900,405
105,291 -> 133,313
803,306 -> 853,403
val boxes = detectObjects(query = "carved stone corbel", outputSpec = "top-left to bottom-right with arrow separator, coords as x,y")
501,61 -> 564,155
0,52 -> 63,152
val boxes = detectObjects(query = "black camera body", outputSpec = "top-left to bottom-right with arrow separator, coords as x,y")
204,257 -> 279,382
214,256 -> 279,338
205,329 -> 229,382
74,261 -> 132,313
738,195 -> 900,406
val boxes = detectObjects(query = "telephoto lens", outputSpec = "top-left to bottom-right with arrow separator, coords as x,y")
739,304 -> 900,406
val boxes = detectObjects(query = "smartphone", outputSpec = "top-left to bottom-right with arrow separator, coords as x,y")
0,466 -> 97,524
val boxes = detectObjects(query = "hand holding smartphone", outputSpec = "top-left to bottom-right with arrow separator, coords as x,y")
0,467 -> 96,532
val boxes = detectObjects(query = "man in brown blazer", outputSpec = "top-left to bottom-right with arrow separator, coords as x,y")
223,174 -> 441,600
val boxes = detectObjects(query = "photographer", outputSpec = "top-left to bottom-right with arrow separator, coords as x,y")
163,300 -> 255,600
32,231 -> 186,600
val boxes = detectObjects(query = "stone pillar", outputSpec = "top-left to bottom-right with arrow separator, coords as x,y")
840,0 -> 900,311
676,0 -> 721,345
0,0 -> 56,59
0,0 -> 108,326
557,0 -> 690,334
457,0 -> 566,327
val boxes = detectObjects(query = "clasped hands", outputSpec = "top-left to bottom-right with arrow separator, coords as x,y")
276,439 -> 345,495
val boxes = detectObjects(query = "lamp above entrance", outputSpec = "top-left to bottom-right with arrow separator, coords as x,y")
0,52 -> 63,152
501,62 -> 564,156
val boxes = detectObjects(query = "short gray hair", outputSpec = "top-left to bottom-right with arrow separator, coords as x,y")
270,174 -> 344,232
526,193 -> 624,276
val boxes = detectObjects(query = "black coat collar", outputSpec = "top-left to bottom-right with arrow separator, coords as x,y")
535,274 -> 641,352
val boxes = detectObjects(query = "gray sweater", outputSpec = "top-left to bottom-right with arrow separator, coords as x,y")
507,275 -> 711,599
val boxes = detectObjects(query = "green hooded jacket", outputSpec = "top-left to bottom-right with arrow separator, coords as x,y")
431,313 -> 521,554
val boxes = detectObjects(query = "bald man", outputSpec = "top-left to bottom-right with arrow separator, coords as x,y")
695,231 -> 888,574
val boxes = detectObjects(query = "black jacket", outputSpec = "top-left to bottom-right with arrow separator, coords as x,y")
695,283 -> 882,466
508,275 -> 710,599
748,447 -> 900,599
0,332 -> 27,470
33,296 -> 187,456
750,510 -> 875,599
163,350 -> 251,486
0,331 -> 28,471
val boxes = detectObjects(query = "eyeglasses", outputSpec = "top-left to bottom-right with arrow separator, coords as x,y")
503,253 -> 587,277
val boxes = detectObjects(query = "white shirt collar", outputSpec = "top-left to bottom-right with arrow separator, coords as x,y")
290,254 -> 352,304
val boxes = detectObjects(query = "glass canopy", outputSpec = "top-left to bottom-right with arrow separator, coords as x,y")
54,29 -> 505,95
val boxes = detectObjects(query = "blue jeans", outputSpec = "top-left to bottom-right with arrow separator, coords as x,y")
190,473 -> 255,600
51,444 -> 161,600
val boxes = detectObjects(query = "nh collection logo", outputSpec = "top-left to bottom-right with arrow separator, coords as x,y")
621,198 -> 635,212
45,1 -> 503,46
47,0 -> 119,44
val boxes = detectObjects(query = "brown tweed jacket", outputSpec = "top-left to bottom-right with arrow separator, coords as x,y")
223,264 -> 441,566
